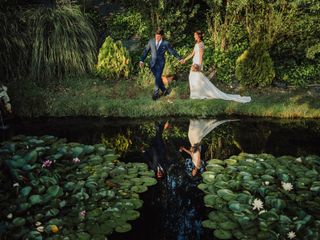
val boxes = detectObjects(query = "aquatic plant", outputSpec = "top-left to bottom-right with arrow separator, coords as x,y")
0,135 -> 156,239
199,153 -> 320,240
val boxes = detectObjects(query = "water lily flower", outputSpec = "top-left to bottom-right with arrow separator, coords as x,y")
42,160 -> 52,168
287,231 -> 296,239
295,157 -> 302,163
252,198 -> 264,211
7,213 -> 13,219
282,182 -> 294,191
35,221 -> 42,226
79,210 -> 86,217
36,226 -> 44,232
264,181 -> 270,186
13,183 -> 20,187
73,157 -> 81,163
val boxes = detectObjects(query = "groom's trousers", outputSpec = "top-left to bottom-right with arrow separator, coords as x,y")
150,62 -> 165,95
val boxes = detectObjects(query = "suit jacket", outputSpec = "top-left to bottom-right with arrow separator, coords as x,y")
140,39 -> 182,68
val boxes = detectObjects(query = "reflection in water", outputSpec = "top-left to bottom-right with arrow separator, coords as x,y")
133,119 -> 238,240
180,119 -> 238,177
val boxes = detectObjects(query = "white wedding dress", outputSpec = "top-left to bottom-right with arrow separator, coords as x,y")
189,42 -> 251,103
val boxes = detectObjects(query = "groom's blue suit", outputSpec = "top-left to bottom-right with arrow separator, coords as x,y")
140,39 -> 182,96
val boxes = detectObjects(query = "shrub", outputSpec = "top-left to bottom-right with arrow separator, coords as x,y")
275,60 -> 320,86
108,10 -> 150,41
96,36 -> 132,80
236,42 -> 275,87
27,6 -> 97,84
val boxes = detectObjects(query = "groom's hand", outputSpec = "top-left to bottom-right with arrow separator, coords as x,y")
179,59 -> 185,64
139,61 -> 144,67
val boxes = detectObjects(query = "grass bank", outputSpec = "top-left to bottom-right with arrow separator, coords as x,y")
8,77 -> 320,118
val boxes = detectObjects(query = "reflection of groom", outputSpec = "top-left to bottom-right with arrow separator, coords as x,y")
140,29 -> 184,100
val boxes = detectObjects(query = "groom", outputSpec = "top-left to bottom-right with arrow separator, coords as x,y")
140,29 -> 184,100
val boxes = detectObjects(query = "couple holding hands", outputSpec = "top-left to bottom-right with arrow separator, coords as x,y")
140,29 -> 251,103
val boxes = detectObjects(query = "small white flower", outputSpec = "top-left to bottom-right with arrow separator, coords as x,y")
295,157 -> 302,163
282,182 -> 294,191
7,213 -> 13,219
13,183 -> 20,187
252,198 -> 264,211
35,221 -> 42,226
264,181 -> 270,186
36,226 -> 44,232
287,231 -> 296,239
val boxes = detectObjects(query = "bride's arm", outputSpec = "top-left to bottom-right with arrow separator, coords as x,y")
184,50 -> 194,62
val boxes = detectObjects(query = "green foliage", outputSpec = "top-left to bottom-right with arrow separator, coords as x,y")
26,5 -> 97,84
96,36 -> 132,80
108,9 -> 150,41
136,66 -> 154,87
275,60 -> 320,86
101,130 -> 132,156
0,135 -> 156,239
236,42 -> 275,87
0,7 -> 30,84
200,153 -> 320,240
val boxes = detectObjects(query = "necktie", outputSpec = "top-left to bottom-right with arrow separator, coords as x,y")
156,41 -> 160,50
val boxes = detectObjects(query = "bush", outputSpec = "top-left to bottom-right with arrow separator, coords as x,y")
275,59 -> 320,86
27,6 -> 97,84
108,9 -> 150,42
96,36 -> 132,80
236,42 -> 275,87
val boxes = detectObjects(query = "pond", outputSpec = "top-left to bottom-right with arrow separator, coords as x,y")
1,117 -> 320,240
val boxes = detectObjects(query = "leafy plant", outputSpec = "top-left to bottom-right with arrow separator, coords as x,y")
108,9 -> 150,41
199,153 -> 320,240
0,135 -> 156,239
96,36 -> 132,80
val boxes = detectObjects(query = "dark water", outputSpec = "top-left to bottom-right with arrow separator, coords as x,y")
1,117 -> 320,240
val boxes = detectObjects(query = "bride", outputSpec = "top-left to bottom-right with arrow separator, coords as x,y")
184,30 -> 251,103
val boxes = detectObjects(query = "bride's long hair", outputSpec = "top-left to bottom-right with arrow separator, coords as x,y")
195,30 -> 204,42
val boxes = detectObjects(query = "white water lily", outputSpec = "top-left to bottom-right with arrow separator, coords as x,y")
282,182 -> 294,191
264,181 -> 270,186
13,183 -> 20,187
287,231 -> 296,239
7,213 -> 13,219
35,221 -> 42,226
252,198 -> 264,211
36,226 -> 44,232
295,157 -> 302,163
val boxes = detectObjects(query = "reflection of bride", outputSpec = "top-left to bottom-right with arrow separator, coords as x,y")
180,119 -> 237,176
184,30 -> 251,103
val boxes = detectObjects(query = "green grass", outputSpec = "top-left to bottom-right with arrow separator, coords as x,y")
8,77 -> 320,118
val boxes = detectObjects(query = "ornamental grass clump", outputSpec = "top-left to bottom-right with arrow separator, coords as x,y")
26,6 -> 97,84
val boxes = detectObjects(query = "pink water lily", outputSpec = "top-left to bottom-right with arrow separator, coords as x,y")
42,160 -> 52,168
73,157 -> 81,163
